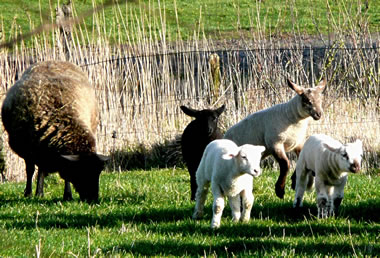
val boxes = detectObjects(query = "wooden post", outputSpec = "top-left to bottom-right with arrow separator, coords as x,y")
56,0 -> 72,60
209,53 -> 221,104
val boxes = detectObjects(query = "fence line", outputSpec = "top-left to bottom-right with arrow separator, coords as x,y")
80,46 -> 380,68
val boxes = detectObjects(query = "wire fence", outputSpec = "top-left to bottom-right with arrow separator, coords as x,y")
0,44 -> 379,181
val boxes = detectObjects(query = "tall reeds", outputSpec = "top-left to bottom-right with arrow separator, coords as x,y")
0,0 -> 378,181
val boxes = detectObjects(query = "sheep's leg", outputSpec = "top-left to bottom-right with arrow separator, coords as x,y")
273,146 -> 290,199
63,181 -> 73,201
211,186 -> 225,229
293,165 -> 308,208
332,176 -> 347,216
240,189 -> 254,222
228,195 -> 241,222
35,169 -> 45,197
316,178 -> 330,218
24,160 -> 35,197
192,180 -> 209,220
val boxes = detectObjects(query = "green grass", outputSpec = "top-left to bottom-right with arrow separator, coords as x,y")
0,168 -> 379,256
0,0 -> 379,43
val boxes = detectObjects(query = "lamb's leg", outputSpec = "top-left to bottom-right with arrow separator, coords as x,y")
192,180 -> 209,220
332,176 -> 347,216
211,186 -> 225,229
293,164 -> 308,208
273,146 -> 290,199
240,189 -> 254,222
63,180 -> 73,201
316,178 -> 330,218
228,195 -> 241,222
35,169 -> 45,197
291,146 -> 303,190
189,165 -> 198,201
24,160 -> 35,197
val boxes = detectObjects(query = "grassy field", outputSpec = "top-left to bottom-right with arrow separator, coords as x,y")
0,168 -> 379,256
0,0 -> 379,43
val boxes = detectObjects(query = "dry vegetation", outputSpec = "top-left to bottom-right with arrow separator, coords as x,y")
0,0 -> 378,182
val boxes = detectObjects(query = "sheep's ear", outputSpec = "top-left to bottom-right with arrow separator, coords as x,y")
323,143 -> 339,153
222,153 -> 235,160
215,104 -> 226,116
97,154 -> 110,162
287,78 -> 304,95
61,154 -> 80,162
180,105 -> 198,117
316,78 -> 327,93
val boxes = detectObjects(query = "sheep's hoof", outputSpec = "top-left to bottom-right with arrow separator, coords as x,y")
275,185 -> 285,199
24,189 -> 32,198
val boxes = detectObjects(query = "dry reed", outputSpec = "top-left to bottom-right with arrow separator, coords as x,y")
0,0 -> 378,182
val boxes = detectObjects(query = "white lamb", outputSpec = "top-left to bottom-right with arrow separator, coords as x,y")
293,134 -> 363,218
192,139 -> 265,229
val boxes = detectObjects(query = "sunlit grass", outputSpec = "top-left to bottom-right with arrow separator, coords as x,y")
0,168 -> 379,256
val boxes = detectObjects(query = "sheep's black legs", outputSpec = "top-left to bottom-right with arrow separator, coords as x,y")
63,181 -> 73,201
273,148 -> 290,199
188,163 -> 199,201
35,170 -> 45,197
24,160 -> 35,197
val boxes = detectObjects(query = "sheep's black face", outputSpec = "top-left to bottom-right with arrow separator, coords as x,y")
59,153 -> 109,203
181,105 -> 226,136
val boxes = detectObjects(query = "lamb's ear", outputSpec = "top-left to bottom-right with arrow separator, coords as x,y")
354,139 -> 363,148
180,105 -> 198,117
316,78 -> 327,93
222,153 -> 236,160
215,104 -> 226,116
323,143 -> 339,153
257,146 -> 266,154
287,78 -> 304,95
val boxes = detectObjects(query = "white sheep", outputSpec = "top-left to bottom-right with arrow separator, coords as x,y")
224,78 -> 326,199
192,139 -> 265,229
293,134 -> 363,218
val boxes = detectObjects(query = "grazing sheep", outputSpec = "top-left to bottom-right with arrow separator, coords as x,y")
224,78 -> 326,199
180,104 -> 226,201
192,139 -> 265,229
1,61 -> 108,202
293,134 -> 363,218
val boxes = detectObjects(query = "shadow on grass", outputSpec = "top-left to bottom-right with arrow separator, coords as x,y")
100,237 -> 379,256
0,194 -> 378,230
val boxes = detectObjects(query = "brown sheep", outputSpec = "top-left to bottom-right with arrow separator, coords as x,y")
1,61 -> 108,202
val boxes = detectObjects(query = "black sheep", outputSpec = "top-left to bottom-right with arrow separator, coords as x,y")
180,104 -> 226,200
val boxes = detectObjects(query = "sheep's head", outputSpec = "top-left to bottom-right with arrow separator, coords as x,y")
287,78 -> 326,120
223,144 -> 265,177
180,104 -> 226,136
59,153 -> 109,202
323,139 -> 363,173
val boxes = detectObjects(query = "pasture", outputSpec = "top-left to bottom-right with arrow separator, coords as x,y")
0,168 -> 379,256
0,0 -> 379,256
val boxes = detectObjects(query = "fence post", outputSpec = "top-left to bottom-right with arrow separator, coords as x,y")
209,53 -> 221,104
55,0 -> 72,60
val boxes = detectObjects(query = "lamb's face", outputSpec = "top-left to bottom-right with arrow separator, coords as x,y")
338,140 -> 363,173
288,78 -> 326,120
180,105 -> 226,136
300,87 -> 324,120
238,145 -> 266,177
